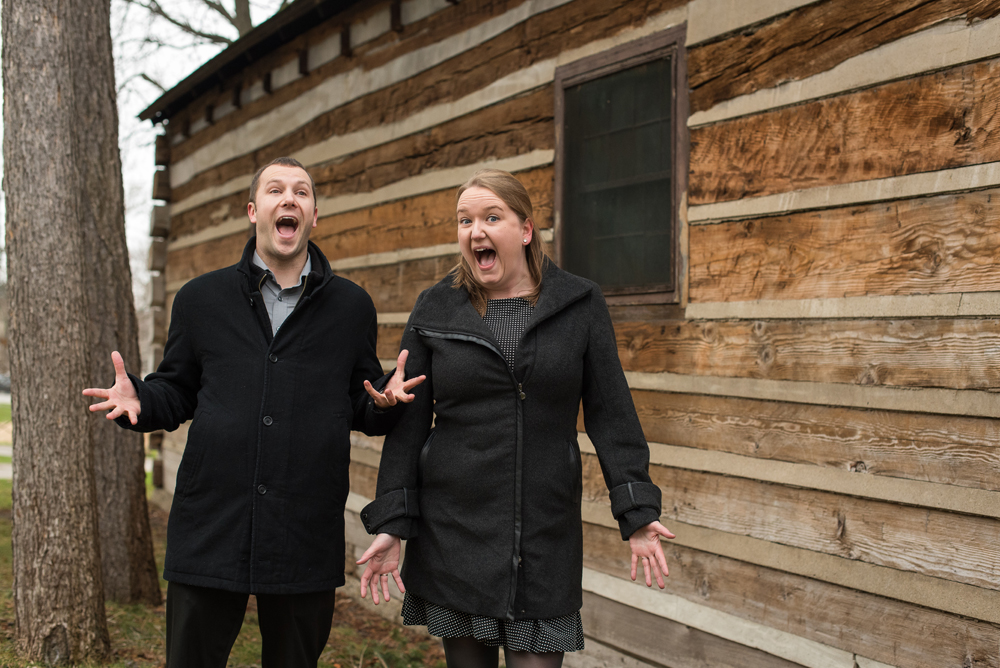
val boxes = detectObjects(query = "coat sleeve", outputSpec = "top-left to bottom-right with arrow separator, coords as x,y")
581,288 -> 662,540
348,303 -> 402,436
360,292 -> 434,539
116,286 -> 201,433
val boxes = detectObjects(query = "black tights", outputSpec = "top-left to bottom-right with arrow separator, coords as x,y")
442,637 -> 564,668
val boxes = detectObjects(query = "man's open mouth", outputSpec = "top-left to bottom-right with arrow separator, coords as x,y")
474,247 -> 496,268
276,216 -> 299,238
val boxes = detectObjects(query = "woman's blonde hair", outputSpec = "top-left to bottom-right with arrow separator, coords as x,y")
452,169 -> 548,314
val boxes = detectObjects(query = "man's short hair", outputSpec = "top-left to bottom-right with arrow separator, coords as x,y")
249,157 -> 317,206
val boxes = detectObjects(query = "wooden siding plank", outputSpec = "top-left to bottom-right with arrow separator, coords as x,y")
613,318 -> 1000,391
581,522 -> 1000,668
580,590 -> 807,668
625,390 -> 1000,493
690,57 -> 1000,205
339,255 -> 458,313
169,0 -> 684,195
688,0 -> 1000,114
580,455 -> 1000,591
690,189 -> 1000,303
170,93 -> 554,242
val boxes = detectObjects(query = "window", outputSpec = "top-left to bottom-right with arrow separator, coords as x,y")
554,27 -> 687,304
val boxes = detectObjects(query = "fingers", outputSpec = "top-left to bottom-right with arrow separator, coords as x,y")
380,573 -> 391,603
359,568 -> 370,599
400,375 -> 426,392
395,349 -> 410,374
363,380 -> 388,408
630,552 -> 638,582
82,388 -> 110,399
392,569 -> 406,594
654,523 -> 676,540
111,351 -> 128,380
87,399 -> 114,412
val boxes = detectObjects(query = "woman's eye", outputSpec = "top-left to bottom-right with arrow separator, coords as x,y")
459,218 -> 471,225
487,216 -> 499,222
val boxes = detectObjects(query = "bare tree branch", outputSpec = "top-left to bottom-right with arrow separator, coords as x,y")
122,0 -> 234,45
232,0 -> 253,36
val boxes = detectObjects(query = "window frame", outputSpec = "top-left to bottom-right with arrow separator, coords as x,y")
553,25 -> 688,305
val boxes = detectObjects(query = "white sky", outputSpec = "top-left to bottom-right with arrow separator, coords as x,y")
0,1 -> 286,305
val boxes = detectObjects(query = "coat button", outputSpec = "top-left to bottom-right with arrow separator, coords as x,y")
263,416 -> 273,426
269,353 -> 277,363
519,391 -> 526,400
257,484 -> 267,495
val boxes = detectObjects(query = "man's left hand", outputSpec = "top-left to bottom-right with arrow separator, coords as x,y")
364,349 -> 426,409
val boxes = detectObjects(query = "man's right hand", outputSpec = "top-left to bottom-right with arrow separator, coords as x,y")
83,351 -> 141,425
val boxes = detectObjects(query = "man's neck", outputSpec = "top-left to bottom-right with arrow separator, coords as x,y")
256,248 -> 309,290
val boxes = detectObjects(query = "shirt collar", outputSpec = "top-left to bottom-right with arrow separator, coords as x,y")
253,251 -> 311,290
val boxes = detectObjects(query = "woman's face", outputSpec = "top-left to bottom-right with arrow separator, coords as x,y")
457,186 -> 534,299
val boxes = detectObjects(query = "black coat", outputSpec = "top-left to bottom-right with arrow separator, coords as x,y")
122,238 -> 394,594
362,263 -> 661,620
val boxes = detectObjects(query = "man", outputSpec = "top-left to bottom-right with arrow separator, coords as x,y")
84,157 -> 422,668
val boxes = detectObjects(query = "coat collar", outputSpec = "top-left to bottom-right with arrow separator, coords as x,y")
235,236 -> 333,297
412,260 -> 594,336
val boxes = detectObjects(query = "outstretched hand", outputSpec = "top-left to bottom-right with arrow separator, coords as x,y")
364,349 -> 426,409
357,533 -> 405,604
82,351 -> 141,425
629,521 -> 675,588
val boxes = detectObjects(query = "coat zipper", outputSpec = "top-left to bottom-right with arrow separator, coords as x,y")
415,326 -> 526,620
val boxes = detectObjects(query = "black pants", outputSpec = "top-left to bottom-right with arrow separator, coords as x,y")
165,581 -> 337,668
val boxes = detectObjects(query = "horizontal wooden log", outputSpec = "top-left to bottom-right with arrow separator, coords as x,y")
149,307 -> 167,346
690,188 -> 1000,302
150,273 -> 167,308
613,318 -> 1000,391
580,590 -> 804,668
154,133 -> 171,166
376,323 -> 406,360
338,254 -> 458,313
152,168 -> 171,202
164,231 -> 247,286
688,0 -> 1000,113
581,522 -> 1000,668
168,0 -> 683,200
624,390 -> 1000,493
580,455 -> 1000,591
148,237 -> 168,272
690,56 -> 1000,205
150,204 -> 171,238
348,461 -> 378,501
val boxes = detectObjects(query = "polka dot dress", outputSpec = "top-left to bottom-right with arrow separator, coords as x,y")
482,297 -> 533,373
402,593 -> 585,652
401,297 -> 584,652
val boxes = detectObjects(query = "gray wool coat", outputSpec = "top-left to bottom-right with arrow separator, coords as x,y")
362,262 -> 661,621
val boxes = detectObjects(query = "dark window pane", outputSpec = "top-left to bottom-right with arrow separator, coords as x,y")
563,55 -> 674,293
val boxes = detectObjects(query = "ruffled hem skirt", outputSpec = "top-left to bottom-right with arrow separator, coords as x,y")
401,592 -> 585,653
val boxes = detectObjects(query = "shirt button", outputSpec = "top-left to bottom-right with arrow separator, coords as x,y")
263,416 -> 273,426
269,353 -> 278,363
257,484 -> 267,495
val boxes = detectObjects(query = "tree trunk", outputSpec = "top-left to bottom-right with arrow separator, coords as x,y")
3,0 -> 112,662
233,0 -> 254,36
75,0 -> 162,607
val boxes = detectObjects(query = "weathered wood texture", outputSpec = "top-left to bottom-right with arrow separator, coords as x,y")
623,390 -> 1000,492
377,324 -> 406,359
581,523 -> 1000,668
614,318 -> 1000,390
690,189 -> 1000,302
349,461 -> 378,501
339,255 -> 460,313
688,0 -> 1000,113
581,455 -> 1000,590
580,591 -> 805,668
169,0 -> 684,197
313,166 -> 553,263
170,85 -> 554,239
690,57 -> 1000,204
164,231 -> 250,287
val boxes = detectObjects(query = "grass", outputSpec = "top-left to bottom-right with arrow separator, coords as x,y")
0,404 -> 9,424
0,479 -> 445,667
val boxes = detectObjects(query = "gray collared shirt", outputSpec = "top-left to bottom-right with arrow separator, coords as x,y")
252,251 -> 312,336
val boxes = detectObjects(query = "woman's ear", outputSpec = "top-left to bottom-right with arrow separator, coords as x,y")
522,217 -> 534,244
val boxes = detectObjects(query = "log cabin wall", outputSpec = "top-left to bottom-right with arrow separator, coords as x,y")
146,0 -> 1000,666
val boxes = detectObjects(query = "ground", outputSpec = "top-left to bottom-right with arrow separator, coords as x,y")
0,478 -> 447,668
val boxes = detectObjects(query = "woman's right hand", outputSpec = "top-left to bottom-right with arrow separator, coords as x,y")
357,533 -> 405,604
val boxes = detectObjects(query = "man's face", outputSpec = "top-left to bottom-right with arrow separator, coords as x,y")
247,164 -> 319,266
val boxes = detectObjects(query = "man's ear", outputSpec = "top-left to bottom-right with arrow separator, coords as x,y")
311,205 -> 319,228
247,202 -> 258,225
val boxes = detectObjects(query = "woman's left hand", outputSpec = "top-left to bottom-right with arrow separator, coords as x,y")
628,521 -> 675,588
365,349 -> 426,409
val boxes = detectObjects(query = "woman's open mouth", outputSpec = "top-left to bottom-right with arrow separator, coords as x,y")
474,247 -> 497,269
276,216 -> 299,238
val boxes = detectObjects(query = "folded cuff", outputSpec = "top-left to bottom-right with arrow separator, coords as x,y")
360,488 -> 419,535
609,481 -> 661,519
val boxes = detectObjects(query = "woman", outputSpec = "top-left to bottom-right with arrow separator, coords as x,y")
357,169 -> 673,668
